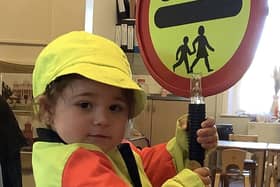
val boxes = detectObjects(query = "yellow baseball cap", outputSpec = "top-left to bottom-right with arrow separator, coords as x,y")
32,31 -> 146,118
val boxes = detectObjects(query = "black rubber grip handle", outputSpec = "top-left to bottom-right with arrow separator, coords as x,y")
188,103 -> 205,166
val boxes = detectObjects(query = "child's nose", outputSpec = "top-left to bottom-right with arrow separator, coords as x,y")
92,109 -> 110,127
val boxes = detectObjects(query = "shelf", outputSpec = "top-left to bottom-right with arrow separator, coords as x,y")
13,110 -> 33,116
0,60 -> 34,73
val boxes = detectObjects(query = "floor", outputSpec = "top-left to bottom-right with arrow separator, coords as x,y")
214,177 -> 280,187
22,171 -> 35,187
226,181 -> 247,187
21,151 -> 35,187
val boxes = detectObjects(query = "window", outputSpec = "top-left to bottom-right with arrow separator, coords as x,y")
228,0 -> 280,115
85,0 -> 94,33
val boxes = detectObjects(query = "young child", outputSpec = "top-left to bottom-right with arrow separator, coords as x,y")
32,31 -> 218,187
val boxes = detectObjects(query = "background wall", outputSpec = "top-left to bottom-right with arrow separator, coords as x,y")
92,0 -> 116,41
0,0 -> 85,65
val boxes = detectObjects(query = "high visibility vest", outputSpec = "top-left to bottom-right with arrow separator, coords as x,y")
32,115 -> 204,187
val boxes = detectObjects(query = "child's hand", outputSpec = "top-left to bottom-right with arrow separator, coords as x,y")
197,117 -> 218,150
193,167 -> 211,186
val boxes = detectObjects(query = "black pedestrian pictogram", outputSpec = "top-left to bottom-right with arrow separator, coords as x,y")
173,26 -> 215,74
173,36 -> 194,73
190,26 -> 215,73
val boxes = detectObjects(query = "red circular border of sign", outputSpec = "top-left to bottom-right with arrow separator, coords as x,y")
136,0 -> 268,97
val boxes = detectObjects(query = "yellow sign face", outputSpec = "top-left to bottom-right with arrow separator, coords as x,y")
149,0 -> 250,78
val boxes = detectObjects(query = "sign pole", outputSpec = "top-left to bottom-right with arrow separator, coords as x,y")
188,74 -> 205,168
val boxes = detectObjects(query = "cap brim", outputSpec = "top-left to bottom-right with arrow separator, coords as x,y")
56,62 -> 146,117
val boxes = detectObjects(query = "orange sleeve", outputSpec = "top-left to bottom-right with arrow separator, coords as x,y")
130,143 -> 177,187
62,148 -> 129,187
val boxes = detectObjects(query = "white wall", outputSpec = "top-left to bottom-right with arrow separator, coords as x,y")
92,1 -> 116,41
248,122 -> 280,143
0,0 -> 85,65
216,115 -> 250,135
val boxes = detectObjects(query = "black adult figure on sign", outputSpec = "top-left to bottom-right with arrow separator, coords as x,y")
190,25 -> 215,73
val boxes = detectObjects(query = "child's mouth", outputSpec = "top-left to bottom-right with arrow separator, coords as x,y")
89,134 -> 111,139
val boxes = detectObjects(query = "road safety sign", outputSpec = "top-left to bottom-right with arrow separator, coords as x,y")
136,0 -> 268,97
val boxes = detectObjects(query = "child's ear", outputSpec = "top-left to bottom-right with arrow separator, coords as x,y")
37,95 -> 54,125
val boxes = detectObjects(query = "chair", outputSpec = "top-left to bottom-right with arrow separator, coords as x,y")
126,127 -> 151,149
128,136 -> 151,149
266,162 -> 278,187
214,148 -> 251,187
265,150 -> 279,187
228,134 -> 258,187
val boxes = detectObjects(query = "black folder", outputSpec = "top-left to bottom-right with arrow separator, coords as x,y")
116,0 -> 130,23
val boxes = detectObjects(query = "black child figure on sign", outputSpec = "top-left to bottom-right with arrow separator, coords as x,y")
173,36 -> 195,73
190,25 -> 215,73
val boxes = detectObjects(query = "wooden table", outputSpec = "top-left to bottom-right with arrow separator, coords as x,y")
217,140 -> 268,187
265,143 -> 280,187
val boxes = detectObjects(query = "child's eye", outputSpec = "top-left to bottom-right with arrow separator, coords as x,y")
78,102 -> 92,109
109,104 -> 124,112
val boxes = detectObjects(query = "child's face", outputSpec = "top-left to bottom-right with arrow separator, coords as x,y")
50,78 -> 130,152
